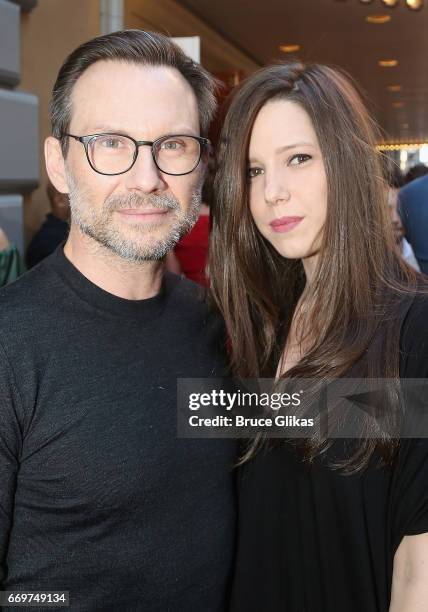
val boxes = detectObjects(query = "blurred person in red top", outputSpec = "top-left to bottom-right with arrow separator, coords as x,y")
166,166 -> 213,286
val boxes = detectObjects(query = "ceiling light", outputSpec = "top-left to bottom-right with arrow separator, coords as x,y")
359,0 -> 374,3
381,0 -> 399,6
387,85 -> 402,92
406,0 -> 423,9
377,143 -> 428,151
366,14 -> 391,23
378,59 -> 398,67
279,44 -> 301,53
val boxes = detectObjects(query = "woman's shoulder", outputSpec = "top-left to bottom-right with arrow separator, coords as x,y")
399,291 -> 428,378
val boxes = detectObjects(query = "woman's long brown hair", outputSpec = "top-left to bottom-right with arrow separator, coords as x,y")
209,62 -> 425,472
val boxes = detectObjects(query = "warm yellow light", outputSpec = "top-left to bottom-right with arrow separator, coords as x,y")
279,44 -> 301,53
378,59 -> 398,67
381,0 -> 400,6
406,0 -> 423,10
392,101 -> 405,108
387,85 -> 402,92
377,143 -> 428,151
366,14 -> 391,23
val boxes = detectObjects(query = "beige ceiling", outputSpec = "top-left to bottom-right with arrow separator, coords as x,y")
177,0 -> 428,144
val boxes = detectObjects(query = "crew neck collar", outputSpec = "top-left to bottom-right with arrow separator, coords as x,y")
50,245 -> 170,319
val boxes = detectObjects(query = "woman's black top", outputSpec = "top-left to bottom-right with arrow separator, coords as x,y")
230,295 -> 428,612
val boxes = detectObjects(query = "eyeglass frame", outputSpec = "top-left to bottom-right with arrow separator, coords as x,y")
62,132 -> 211,177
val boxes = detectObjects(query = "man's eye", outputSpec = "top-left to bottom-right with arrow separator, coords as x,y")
161,140 -> 183,150
100,138 -> 122,149
289,154 -> 311,166
247,167 -> 263,179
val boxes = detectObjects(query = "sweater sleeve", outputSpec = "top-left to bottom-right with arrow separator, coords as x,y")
0,342 -> 23,586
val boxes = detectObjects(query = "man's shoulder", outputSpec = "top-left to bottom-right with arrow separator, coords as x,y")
0,251 -> 62,322
163,272 -> 225,329
164,271 -> 207,304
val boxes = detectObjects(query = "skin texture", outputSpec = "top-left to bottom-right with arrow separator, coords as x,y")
248,99 -> 328,284
390,533 -> 428,611
45,60 -> 204,299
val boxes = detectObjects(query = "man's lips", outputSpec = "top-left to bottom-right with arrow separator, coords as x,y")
116,208 -> 170,221
269,216 -> 303,233
117,208 -> 169,215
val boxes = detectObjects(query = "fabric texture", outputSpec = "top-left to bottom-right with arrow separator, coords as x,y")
0,244 -> 26,287
0,246 -> 236,612
231,294 -> 428,612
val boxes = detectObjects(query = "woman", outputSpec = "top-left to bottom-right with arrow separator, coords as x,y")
209,62 -> 428,611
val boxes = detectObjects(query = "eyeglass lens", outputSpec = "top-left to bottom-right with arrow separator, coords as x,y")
87,134 -> 201,175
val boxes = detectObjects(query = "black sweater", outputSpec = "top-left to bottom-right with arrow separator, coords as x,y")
231,295 -> 428,612
0,246 -> 236,611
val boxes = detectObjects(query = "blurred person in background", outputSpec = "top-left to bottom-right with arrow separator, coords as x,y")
0,225 -> 26,287
404,163 -> 428,185
385,162 -> 419,271
166,166 -> 213,286
210,61 -> 428,612
399,173 -> 428,274
26,180 -> 70,268
0,29 -> 235,611
166,200 -> 210,285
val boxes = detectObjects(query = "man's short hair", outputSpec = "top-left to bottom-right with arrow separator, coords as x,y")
50,29 -> 217,155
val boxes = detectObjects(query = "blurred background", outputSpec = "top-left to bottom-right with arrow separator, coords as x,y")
0,0 -> 427,279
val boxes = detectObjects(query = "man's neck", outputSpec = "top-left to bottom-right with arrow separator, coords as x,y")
63,226 -> 164,301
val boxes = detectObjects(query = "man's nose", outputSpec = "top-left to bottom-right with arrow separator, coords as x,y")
124,145 -> 166,193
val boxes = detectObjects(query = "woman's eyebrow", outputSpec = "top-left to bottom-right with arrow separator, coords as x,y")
248,141 -> 315,164
274,141 -> 315,154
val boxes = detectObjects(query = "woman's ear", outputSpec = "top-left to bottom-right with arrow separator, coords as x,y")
44,136 -> 69,194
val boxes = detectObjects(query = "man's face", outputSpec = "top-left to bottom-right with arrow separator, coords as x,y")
63,60 -> 203,262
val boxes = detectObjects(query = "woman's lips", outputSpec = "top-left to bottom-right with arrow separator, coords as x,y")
269,216 -> 303,233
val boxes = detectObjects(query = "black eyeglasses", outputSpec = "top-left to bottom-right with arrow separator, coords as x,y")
63,132 -> 210,176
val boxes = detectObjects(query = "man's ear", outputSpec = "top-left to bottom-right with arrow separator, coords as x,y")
44,136 -> 69,194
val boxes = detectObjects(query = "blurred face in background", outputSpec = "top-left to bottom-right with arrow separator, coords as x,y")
247,99 -> 328,271
387,188 -> 405,243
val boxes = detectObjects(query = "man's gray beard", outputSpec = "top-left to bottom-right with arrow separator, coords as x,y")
66,171 -> 202,263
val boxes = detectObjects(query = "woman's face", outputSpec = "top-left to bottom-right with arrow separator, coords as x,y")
248,99 -> 328,267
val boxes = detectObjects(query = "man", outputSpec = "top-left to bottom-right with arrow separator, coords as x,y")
0,30 -> 235,611
26,181 -> 70,268
399,173 -> 428,274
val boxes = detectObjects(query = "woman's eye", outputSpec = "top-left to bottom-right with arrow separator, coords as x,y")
247,167 -> 263,179
289,154 -> 311,166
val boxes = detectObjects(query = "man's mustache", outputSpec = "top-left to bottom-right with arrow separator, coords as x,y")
104,193 -> 179,212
